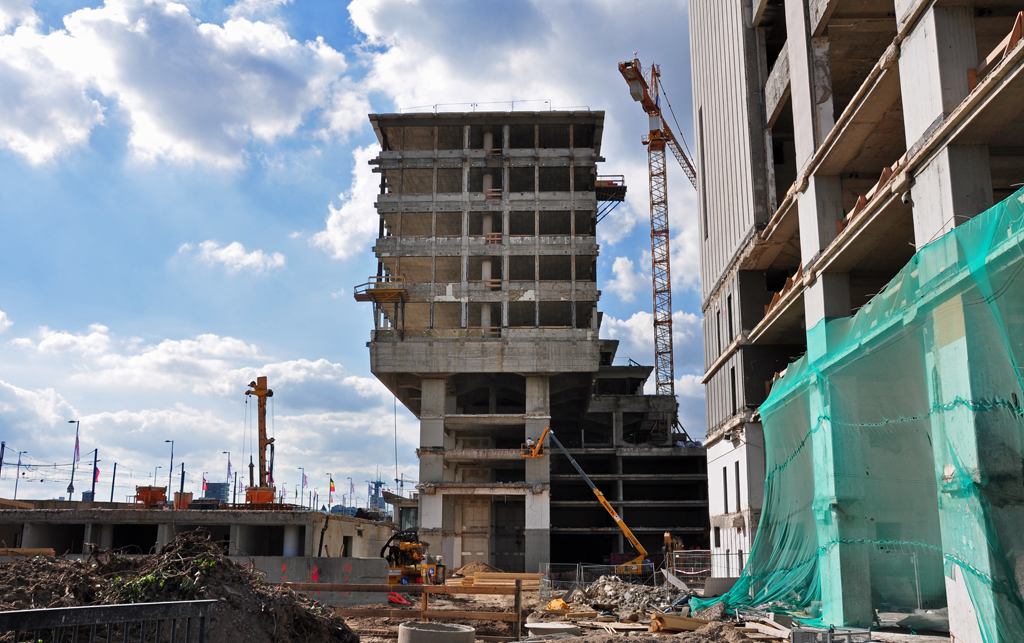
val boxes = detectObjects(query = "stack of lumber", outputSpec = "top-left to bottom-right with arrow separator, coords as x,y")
736,618 -> 791,641
648,613 -> 710,633
446,572 -> 540,589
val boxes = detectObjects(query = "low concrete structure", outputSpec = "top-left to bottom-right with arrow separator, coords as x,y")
0,502 -> 394,560
238,556 -> 389,606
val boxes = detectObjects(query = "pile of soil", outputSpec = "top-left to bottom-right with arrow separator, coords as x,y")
0,529 -> 356,643
453,561 -> 503,576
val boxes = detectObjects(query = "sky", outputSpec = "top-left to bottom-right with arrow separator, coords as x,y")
0,0 -> 704,505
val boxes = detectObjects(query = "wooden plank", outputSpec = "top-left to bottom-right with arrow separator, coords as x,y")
0,499 -> 35,509
473,573 -> 540,580
649,613 -> 710,633
336,608 -> 518,622
285,583 -> 517,595
0,548 -> 55,557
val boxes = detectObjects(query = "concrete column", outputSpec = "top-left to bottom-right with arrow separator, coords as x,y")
525,376 -> 551,572
900,12 -> 1003,641
612,411 -> 623,446
82,524 -> 94,553
21,523 -> 44,549
283,525 -> 301,557
420,378 -> 445,448
900,6 -> 992,244
156,524 -> 173,550
787,0 -> 868,623
98,524 -> 114,550
785,0 -> 835,169
525,489 -> 550,574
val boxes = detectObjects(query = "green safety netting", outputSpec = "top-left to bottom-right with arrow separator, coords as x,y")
691,187 -> 1024,641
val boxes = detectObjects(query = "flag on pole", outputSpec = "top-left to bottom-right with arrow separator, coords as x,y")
94,467 -> 99,483
350,481 -> 355,495
227,459 -> 232,480
302,472 -> 308,489
330,478 -> 336,492
73,433 -> 80,463
202,476 -> 207,491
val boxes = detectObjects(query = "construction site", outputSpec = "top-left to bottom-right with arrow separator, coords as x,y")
2,0 -> 1024,642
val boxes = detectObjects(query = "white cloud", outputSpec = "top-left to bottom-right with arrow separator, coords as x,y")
606,256 -> 647,303
0,310 -> 12,333
224,0 -> 292,21
0,0 -> 360,167
0,18 -> 104,163
309,144 -> 379,260
194,240 -> 286,273
602,309 -> 703,373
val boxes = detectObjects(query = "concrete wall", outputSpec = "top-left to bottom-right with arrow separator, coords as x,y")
233,556 -> 389,607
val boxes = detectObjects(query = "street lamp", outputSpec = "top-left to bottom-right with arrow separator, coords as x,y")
153,466 -> 161,486
298,467 -> 305,508
165,440 -> 174,492
67,420 -> 79,496
13,451 -> 27,500
222,451 -> 230,485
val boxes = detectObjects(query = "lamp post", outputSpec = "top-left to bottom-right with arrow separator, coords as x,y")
222,451 -> 230,485
165,440 -> 174,491
13,451 -> 27,500
298,467 -> 305,508
153,466 -> 161,486
67,420 -> 79,497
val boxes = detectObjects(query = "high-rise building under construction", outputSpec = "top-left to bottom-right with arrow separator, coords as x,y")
691,0 -> 1024,637
356,110 -> 709,572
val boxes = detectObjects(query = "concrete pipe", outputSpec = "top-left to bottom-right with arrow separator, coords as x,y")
397,622 -> 475,643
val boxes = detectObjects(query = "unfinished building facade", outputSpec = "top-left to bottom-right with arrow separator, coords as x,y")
692,0 -> 1024,637
357,111 -> 708,573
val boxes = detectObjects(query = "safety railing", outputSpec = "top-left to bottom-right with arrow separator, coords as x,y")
353,275 -> 407,303
0,600 -> 219,643
669,550 -> 711,592
485,232 -> 502,245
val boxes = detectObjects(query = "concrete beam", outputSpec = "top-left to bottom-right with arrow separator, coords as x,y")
766,48 -> 791,130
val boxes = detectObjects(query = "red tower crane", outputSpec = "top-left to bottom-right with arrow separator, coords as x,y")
618,58 -> 698,398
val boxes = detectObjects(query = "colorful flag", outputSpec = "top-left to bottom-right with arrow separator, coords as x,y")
202,476 -> 207,491
227,459 -> 232,480
73,433 -> 80,463
302,472 -> 308,489
93,467 -> 99,483
350,481 -> 355,495
330,478 -> 336,492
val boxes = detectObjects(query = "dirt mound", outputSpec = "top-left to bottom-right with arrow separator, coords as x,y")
0,529 -> 356,643
454,561 -> 503,576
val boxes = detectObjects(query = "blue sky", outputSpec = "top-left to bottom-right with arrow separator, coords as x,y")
0,0 -> 703,504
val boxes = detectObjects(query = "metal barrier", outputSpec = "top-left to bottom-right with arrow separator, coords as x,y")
539,562 -> 660,598
669,550 -> 712,591
0,600 -> 219,643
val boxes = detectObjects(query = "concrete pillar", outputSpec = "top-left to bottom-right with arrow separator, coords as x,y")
787,0 -> 869,625
283,525 -> 301,557
98,524 -> 114,550
900,11 -> 1003,641
420,378 -> 445,448
612,411 -> 623,446
82,524 -> 94,553
156,524 -> 173,550
525,376 -> 551,572
21,524 -> 43,549
525,489 -> 550,574
900,6 -> 992,243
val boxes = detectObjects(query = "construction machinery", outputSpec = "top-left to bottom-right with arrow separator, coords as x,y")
380,529 -> 445,585
618,58 -> 698,399
244,377 -> 276,505
523,428 -> 649,574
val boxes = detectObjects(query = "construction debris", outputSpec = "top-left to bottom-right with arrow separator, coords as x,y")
0,529 -> 357,643
453,561 -> 502,576
581,575 -> 690,613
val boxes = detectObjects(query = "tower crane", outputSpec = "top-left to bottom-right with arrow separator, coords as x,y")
618,59 -> 698,401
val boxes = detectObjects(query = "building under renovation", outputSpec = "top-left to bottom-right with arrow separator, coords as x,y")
356,110 -> 708,573
691,0 -> 1024,639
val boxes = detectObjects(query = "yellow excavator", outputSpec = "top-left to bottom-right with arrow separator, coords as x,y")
523,427 -> 649,574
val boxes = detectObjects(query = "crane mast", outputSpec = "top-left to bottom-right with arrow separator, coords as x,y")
619,58 -> 698,398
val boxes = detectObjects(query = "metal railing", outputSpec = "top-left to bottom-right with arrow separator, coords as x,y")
668,550 -> 712,592
539,562 -> 660,598
0,600 -> 219,643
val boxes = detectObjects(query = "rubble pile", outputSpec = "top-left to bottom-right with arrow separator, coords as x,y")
0,529 -> 357,643
580,575 -> 689,613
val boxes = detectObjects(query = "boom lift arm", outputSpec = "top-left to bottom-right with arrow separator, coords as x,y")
523,428 -> 649,574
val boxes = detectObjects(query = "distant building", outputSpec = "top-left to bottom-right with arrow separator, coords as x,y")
357,110 -> 709,573
203,482 -> 229,503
